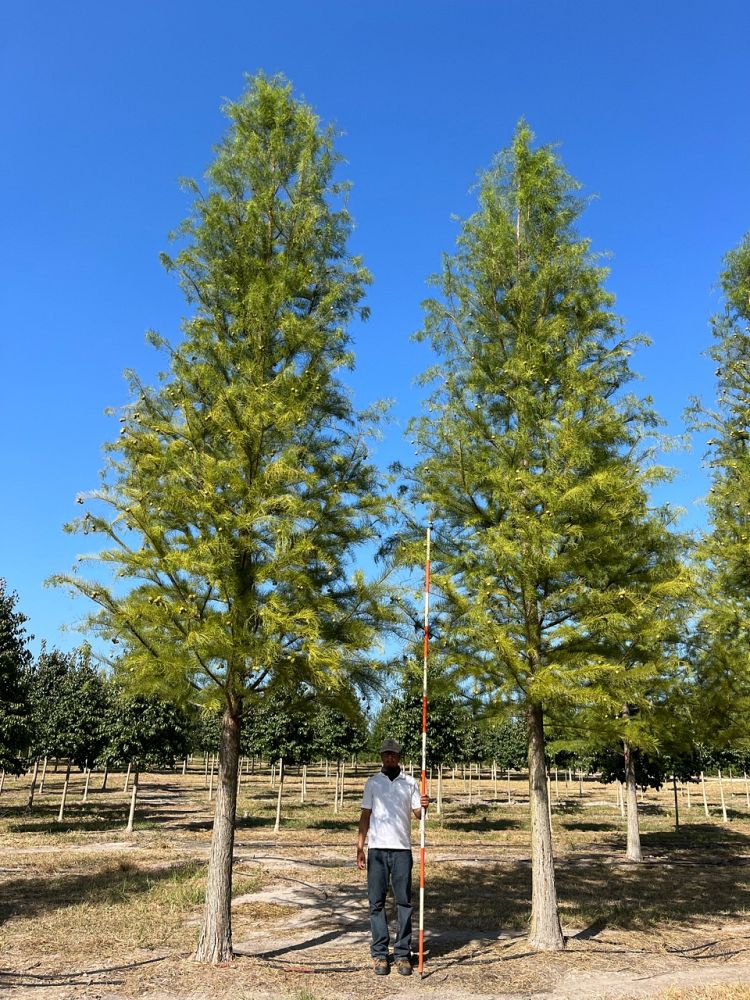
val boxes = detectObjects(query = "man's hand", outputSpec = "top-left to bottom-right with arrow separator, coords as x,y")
421,793 -> 430,811
357,847 -> 366,870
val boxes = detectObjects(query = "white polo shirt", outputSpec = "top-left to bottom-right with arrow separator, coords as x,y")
361,770 -> 421,849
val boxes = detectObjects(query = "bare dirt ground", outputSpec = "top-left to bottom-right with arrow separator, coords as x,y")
2,762 -> 750,1000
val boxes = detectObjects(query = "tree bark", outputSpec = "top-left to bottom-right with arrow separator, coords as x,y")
527,703 -> 564,951
101,763 -> 109,791
623,740 -> 642,862
194,707 -> 241,964
39,756 -> 48,794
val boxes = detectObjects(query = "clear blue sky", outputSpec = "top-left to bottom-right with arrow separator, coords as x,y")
2,1 -> 748,655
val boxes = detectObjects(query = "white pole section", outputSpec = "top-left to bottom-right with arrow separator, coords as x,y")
418,521 -> 432,977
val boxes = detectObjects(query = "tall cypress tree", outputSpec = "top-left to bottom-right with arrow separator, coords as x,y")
688,233 -> 750,747
406,123 -> 687,949
52,74 -> 394,962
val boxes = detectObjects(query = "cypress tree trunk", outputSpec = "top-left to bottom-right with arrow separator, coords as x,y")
527,703 -> 564,951
194,707 -> 241,964
623,739 -> 642,862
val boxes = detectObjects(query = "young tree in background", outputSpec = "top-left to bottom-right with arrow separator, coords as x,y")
688,232 -> 750,756
52,74 -> 394,962
0,580 -> 32,776
405,123 -> 688,950
29,647 -> 108,770
99,688 -> 190,831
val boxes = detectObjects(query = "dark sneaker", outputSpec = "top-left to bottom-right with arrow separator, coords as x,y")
373,957 -> 389,976
396,958 -> 413,976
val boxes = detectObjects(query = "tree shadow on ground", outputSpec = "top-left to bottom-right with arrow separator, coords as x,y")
640,822 -> 750,855
424,833 -> 750,952
304,818 -> 355,832
441,815 -> 523,833
8,802 -> 134,834
559,821 -> 616,833
0,860 -> 200,925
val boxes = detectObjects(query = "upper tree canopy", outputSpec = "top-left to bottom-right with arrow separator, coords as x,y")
688,232 -> 750,748
406,123 -> 688,730
52,74 -> 395,717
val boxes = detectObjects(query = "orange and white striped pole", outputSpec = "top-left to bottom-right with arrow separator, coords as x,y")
417,521 -> 432,976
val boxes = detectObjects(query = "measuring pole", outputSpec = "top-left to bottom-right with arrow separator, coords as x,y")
418,521 -> 432,976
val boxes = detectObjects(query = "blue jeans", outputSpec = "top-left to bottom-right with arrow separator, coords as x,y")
367,848 -> 413,959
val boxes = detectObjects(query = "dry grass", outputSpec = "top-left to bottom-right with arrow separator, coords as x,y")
2,762 -> 750,999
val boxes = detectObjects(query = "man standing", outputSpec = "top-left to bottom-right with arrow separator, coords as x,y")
357,738 -> 430,977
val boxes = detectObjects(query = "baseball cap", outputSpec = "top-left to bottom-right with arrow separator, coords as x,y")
380,738 -> 402,755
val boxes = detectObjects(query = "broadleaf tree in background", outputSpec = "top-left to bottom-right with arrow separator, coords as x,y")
0,580 -> 32,776
51,74 -> 396,963
687,233 -> 750,761
403,123 -> 689,949
29,646 -> 108,770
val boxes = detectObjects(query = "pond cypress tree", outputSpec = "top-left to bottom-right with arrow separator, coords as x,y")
52,74 -> 394,963
688,233 -> 750,745
406,123 -> 687,950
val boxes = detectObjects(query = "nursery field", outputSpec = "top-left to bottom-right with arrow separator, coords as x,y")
2,761 -> 750,1000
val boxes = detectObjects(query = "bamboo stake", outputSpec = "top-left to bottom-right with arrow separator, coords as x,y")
718,769 -> 728,823
0,769 -> 5,795
26,758 -> 39,810
701,770 -> 709,817
208,756 -> 215,802
274,758 -> 284,832
82,766 -> 91,803
123,761 -> 131,794
744,771 -> 750,809
57,761 -> 71,823
39,756 -> 48,794
126,767 -> 139,832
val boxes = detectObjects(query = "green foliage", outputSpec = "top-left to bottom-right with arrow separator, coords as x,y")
98,687 -> 190,768
402,120 -> 689,743
0,579 -> 32,774
29,646 -> 108,768
241,686 -> 316,764
371,671 -> 473,766
482,716 -> 528,769
687,231 -> 750,751
311,700 -> 367,761
51,73 -> 396,722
